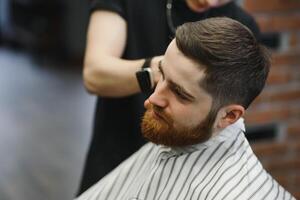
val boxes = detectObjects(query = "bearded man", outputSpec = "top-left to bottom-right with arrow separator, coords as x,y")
76,17 -> 295,200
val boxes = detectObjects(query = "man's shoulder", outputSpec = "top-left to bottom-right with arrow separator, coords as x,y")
189,140 -> 295,200
190,151 -> 287,199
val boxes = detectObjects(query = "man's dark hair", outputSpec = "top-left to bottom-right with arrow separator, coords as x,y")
175,17 -> 270,110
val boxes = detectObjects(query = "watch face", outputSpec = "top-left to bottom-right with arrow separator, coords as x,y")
136,70 -> 152,94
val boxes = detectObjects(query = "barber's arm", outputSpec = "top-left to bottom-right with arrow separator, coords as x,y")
83,10 -> 162,97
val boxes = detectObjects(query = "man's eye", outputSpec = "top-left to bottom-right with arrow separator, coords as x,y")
172,88 -> 189,101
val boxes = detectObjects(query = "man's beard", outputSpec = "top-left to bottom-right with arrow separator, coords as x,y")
141,103 -> 217,147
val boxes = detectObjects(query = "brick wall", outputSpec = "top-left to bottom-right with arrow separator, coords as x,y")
241,0 -> 300,198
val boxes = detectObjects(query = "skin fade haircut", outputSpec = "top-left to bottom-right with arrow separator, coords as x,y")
175,17 -> 270,112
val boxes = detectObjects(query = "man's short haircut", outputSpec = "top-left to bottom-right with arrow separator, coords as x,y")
175,17 -> 270,110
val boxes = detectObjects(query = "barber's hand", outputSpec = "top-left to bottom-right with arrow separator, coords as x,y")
186,0 -> 232,12
151,55 -> 164,86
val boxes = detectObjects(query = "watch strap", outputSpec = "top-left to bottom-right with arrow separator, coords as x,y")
142,57 -> 153,69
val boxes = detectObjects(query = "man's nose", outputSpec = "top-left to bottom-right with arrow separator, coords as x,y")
145,82 -> 168,109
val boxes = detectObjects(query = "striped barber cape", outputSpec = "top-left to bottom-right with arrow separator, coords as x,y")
76,118 -> 295,200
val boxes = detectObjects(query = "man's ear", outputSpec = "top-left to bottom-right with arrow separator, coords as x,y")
215,105 -> 245,129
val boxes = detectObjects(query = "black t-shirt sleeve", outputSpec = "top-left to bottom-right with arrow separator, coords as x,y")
89,0 -> 126,19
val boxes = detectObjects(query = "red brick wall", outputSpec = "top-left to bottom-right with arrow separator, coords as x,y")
242,0 -> 300,198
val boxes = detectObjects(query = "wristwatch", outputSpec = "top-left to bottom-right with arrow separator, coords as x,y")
136,58 -> 154,94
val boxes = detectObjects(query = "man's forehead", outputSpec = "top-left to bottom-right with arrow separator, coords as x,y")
167,39 -> 182,56
164,40 -> 205,82
162,41 -> 208,98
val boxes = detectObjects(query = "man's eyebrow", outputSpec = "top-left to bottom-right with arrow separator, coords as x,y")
160,61 -> 196,101
168,79 -> 196,101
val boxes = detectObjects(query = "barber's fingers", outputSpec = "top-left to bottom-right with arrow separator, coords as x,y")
151,55 -> 164,85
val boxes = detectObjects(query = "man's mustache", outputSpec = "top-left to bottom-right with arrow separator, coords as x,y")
147,103 -> 173,125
